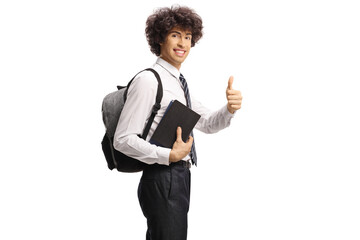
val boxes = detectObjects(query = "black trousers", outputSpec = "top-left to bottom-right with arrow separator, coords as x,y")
138,161 -> 191,240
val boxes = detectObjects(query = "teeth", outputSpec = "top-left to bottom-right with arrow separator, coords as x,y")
176,50 -> 184,53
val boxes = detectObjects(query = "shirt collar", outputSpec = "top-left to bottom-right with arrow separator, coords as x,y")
156,57 -> 181,79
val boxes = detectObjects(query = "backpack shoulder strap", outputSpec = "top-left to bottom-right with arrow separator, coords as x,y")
141,68 -> 163,139
123,68 -> 163,140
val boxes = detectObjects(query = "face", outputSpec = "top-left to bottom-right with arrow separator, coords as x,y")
159,27 -> 192,70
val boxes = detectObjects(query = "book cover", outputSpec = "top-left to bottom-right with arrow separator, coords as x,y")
150,100 -> 201,148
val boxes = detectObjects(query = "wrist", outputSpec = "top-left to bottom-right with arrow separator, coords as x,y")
169,150 -> 177,163
227,104 -> 235,114
169,149 -> 183,163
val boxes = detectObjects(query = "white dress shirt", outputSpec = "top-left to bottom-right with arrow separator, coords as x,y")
113,58 -> 235,166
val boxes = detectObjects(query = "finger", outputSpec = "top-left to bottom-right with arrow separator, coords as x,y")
227,76 -> 234,90
228,100 -> 242,105
230,104 -> 242,110
226,89 -> 241,96
187,135 -> 194,145
227,94 -> 243,100
176,127 -> 183,142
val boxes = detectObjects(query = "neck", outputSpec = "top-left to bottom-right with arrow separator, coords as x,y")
160,56 -> 181,70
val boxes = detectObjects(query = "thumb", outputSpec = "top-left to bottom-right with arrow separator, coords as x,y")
176,127 -> 183,142
227,76 -> 234,90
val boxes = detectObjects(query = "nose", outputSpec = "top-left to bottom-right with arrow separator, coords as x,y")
177,39 -> 184,48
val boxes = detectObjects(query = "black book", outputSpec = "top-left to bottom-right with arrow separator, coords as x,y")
150,100 -> 201,148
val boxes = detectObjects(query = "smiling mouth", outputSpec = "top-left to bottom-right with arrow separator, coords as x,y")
174,49 -> 186,56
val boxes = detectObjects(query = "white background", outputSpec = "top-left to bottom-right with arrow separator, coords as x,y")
1,0 -> 359,239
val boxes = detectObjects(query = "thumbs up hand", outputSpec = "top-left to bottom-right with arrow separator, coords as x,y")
226,76 -> 242,114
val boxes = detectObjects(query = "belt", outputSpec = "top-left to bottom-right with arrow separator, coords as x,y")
171,160 -> 191,169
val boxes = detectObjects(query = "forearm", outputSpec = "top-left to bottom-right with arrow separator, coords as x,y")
114,134 -> 171,165
195,105 -> 234,133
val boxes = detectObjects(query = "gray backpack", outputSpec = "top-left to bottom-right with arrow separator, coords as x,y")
101,68 -> 163,172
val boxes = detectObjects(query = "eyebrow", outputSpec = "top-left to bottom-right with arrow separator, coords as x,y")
169,31 -> 192,36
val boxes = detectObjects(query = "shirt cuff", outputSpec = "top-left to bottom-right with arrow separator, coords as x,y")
222,105 -> 236,118
156,147 -> 171,166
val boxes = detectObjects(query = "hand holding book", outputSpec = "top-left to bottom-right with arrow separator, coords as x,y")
169,126 -> 194,163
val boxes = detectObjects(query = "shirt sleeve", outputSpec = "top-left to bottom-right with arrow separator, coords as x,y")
192,97 -> 235,134
113,71 -> 171,166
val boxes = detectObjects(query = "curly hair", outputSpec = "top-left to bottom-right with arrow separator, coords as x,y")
145,5 -> 203,56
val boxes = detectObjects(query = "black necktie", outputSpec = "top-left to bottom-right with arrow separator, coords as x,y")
179,73 -> 197,165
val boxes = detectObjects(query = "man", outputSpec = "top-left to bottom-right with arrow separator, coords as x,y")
114,5 -> 242,240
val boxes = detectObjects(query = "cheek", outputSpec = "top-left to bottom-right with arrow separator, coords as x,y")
164,47 -> 173,56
